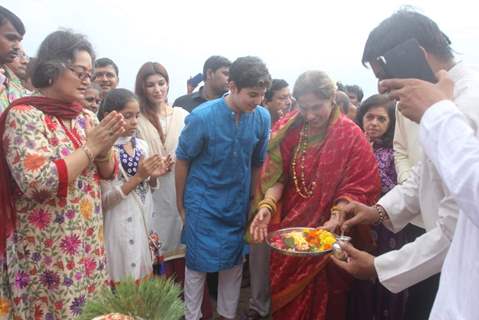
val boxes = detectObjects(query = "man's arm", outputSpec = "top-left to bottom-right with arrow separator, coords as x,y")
420,100 -> 479,227
175,159 -> 190,222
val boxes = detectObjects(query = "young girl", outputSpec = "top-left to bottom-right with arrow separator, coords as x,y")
99,88 -> 166,284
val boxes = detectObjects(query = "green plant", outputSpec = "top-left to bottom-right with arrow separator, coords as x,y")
80,277 -> 184,320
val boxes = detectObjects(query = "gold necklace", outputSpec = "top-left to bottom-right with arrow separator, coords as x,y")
291,122 -> 317,198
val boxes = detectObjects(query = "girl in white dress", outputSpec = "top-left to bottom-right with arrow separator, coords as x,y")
99,88 -> 167,283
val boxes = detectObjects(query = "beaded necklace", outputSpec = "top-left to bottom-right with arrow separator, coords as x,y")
291,122 -> 317,198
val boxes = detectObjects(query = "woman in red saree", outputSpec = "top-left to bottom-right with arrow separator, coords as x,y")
250,71 -> 381,320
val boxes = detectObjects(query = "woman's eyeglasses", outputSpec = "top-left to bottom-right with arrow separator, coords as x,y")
67,65 -> 93,81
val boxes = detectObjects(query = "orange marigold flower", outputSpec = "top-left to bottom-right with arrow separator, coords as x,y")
23,154 -> 46,172
80,198 -> 93,220
0,297 -> 11,316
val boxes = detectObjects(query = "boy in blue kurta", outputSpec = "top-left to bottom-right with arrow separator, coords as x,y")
176,56 -> 271,320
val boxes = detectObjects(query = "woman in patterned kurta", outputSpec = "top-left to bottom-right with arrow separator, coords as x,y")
0,31 -> 126,319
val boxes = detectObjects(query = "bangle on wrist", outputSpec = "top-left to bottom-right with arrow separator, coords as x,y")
81,145 -> 94,163
373,204 -> 388,225
258,198 -> 277,215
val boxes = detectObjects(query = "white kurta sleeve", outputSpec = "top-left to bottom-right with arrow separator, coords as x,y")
100,179 -> 128,212
377,163 -> 422,233
420,100 -> 479,228
374,193 -> 457,293
393,108 -> 413,183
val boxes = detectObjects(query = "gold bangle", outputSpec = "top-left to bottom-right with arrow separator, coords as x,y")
374,204 -> 388,225
258,198 -> 277,215
259,203 -> 274,214
81,145 -> 94,163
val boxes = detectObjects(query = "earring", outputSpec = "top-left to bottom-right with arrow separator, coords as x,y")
48,78 -> 53,86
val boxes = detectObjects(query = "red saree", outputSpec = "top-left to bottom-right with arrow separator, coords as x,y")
264,109 -> 381,320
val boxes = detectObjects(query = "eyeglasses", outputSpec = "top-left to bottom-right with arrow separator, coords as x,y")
67,65 -> 93,81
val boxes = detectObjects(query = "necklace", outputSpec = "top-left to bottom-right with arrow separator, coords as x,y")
291,122 -> 318,198
57,118 -> 82,149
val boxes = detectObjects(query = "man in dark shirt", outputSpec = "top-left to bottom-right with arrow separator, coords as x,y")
173,55 -> 231,112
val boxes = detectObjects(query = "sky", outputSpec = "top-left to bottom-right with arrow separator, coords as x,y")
4,0 -> 479,102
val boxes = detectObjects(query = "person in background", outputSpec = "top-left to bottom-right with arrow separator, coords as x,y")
249,70 -> 380,320
0,30 -> 126,319
335,90 -> 351,116
345,84 -> 364,106
81,82 -> 102,114
93,57 -> 119,98
0,6 -> 26,113
99,88 -> 166,284
176,56 -> 271,320
135,61 -> 187,273
354,94 -> 410,320
262,79 -> 291,124
6,47 -> 29,91
173,55 -> 231,113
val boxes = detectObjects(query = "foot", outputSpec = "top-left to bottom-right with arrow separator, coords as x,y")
240,309 -> 267,320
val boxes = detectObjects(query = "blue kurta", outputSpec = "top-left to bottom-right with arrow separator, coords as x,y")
176,97 -> 270,272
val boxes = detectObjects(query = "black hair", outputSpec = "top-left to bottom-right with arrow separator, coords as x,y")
95,57 -> 119,77
229,56 -> 271,91
362,9 -> 453,66
98,88 -> 138,120
25,57 -> 36,80
264,79 -> 289,101
202,55 -> 231,80
335,91 -> 350,114
356,94 -> 396,148
31,30 -> 95,89
0,6 -> 25,36
345,84 -> 364,102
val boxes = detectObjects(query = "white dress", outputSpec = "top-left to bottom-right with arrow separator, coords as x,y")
137,107 -> 188,261
101,137 -> 154,283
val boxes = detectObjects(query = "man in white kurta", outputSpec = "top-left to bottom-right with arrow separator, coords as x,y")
420,99 -> 479,320
334,61 -> 479,293
374,72 -> 479,319
373,61 -> 479,291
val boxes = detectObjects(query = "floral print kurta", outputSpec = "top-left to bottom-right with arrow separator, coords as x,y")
0,67 -> 29,114
1,104 -> 109,319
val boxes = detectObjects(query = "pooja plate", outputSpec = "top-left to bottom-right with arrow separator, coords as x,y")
266,227 -> 351,257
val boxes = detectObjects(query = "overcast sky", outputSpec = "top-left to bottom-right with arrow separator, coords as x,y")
4,0 -> 479,102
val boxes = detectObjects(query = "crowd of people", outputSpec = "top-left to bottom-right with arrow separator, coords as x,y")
0,4 -> 478,320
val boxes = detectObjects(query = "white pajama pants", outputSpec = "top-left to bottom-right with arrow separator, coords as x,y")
185,264 -> 243,320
